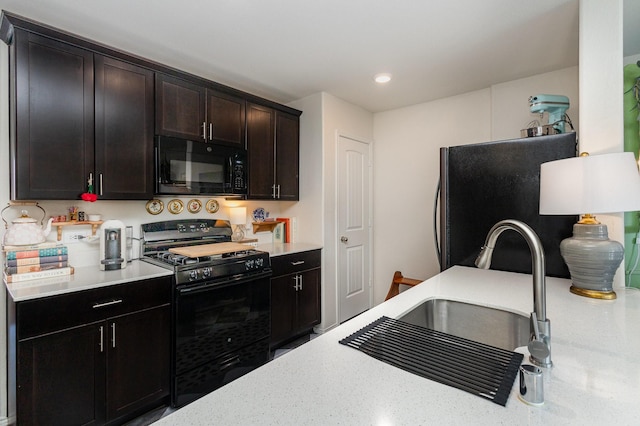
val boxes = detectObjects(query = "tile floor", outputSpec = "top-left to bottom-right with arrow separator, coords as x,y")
126,333 -> 317,425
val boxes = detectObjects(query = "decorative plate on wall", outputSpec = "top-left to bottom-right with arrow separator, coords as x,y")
187,199 -> 202,214
145,199 -> 164,215
168,199 -> 184,215
205,199 -> 220,213
252,207 -> 266,222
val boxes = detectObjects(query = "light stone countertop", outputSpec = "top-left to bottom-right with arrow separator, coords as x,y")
255,242 -> 322,257
4,260 -> 173,302
4,243 -> 321,301
155,265 -> 640,425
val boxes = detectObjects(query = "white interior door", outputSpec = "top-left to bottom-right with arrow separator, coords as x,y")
337,134 -> 372,323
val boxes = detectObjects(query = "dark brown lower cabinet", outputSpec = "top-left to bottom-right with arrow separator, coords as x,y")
106,306 -> 170,421
8,277 -> 171,426
18,323 -> 105,425
270,250 -> 321,349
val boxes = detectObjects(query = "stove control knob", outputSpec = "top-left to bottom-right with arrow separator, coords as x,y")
202,267 -> 212,278
245,260 -> 255,269
256,258 -> 264,267
189,270 -> 199,281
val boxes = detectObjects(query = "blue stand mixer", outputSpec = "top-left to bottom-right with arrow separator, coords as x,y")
528,94 -> 570,133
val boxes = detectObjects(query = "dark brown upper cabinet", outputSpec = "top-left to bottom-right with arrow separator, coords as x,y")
155,74 -> 206,141
156,73 -> 246,147
10,30 -> 95,200
95,56 -> 155,199
247,102 -> 299,200
275,111 -> 300,201
3,21 -> 154,200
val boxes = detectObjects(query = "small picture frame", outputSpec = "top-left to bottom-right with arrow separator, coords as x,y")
273,222 -> 285,243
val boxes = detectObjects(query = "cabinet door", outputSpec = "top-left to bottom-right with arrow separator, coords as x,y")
275,111 -> 300,201
12,29 -> 94,200
296,268 -> 322,333
95,55 -> 154,199
270,273 -> 297,347
206,90 -> 246,147
18,324 -> 104,426
155,73 -> 206,140
106,305 -> 170,421
247,102 -> 276,199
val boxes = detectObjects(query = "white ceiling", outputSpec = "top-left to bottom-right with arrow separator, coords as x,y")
0,0 -> 638,113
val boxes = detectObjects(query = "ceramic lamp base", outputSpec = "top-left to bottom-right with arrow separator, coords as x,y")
231,225 -> 245,242
560,223 -> 623,300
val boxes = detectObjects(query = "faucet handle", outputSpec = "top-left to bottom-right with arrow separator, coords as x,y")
529,312 -> 550,360
531,312 -> 541,340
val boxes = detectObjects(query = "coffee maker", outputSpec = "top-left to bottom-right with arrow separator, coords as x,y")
100,220 -> 127,270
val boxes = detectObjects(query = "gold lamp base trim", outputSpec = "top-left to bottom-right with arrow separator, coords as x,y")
569,285 -> 617,300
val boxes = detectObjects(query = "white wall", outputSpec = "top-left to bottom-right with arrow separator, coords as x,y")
372,89 -> 491,303
372,66 -> 579,305
315,93 -> 373,331
579,0 -> 626,288
284,93 -> 324,245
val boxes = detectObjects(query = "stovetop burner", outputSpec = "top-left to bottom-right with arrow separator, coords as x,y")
150,248 -> 262,267
140,219 -> 271,285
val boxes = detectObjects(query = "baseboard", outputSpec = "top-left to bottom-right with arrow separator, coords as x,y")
0,415 -> 14,426
313,322 -> 337,334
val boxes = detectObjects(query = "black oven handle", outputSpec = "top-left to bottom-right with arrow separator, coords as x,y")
219,354 -> 241,370
177,270 -> 272,295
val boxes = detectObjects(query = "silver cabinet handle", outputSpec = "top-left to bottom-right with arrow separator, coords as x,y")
99,173 -> 104,196
291,260 -> 305,266
202,121 -> 207,140
276,184 -> 281,199
292,274 -> 303,291
294,275 -> 303,291
341,236 -> 348,243
272,184 -> 277,199
99,326 -> 104,353
209,123 -> 213,140
111,323 -> 116,348
92,299 -> 123,309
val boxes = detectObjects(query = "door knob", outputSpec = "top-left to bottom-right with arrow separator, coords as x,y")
340,236 -> 348,243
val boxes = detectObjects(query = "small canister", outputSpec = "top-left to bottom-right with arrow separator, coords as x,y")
518,364 -> 544,406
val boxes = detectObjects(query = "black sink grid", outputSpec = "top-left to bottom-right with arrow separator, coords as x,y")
339,316 -> 523,406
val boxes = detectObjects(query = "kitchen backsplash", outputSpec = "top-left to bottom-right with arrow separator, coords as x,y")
2,198 -> 292,268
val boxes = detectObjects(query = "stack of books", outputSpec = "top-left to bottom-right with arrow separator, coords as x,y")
3,242 -> 73,283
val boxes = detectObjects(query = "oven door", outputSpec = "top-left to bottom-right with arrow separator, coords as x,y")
173,270 -> 271,407
156,135 -> 247,196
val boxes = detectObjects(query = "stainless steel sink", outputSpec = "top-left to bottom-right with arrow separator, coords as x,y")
397,298 -> 531,351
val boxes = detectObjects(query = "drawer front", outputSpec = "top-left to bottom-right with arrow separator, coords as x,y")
17,276 -> 172,340
271,249 -> 321,277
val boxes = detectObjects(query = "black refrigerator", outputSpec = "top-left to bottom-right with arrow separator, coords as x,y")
440,132 -> 577,278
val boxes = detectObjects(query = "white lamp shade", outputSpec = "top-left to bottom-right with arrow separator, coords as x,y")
540,152 -> 640,215
229,207 -> 246,225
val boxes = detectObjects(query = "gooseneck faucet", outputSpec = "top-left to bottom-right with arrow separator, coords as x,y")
475,219 -> 552,368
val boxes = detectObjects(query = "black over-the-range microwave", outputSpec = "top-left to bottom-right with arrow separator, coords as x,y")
155,136 -> 247,196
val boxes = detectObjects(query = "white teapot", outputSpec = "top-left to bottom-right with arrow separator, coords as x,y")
3,209 -> 53,246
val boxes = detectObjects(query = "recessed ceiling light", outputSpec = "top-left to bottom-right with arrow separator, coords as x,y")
374,73 -> 392,84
